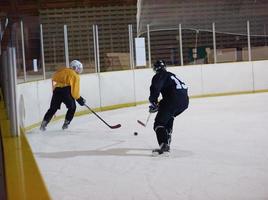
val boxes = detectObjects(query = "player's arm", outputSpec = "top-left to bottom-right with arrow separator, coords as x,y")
148,73 -> 166,113
149,73 -> 165,103
70,74 -> 80,100
70,74 -> 86,106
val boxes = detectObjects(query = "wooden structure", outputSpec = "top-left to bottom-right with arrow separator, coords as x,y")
0,0 -> 137,73
1,0 -> 267,72
40,5 -> 136,72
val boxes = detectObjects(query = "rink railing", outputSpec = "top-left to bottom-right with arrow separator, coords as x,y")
4,20 -> 268,84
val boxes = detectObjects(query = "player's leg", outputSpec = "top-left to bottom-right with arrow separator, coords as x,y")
163,97 -> 189,141
40,89 -> 62,131
62,87 -> 76,130
153,105 -> 173,154
166,117 -> 174,146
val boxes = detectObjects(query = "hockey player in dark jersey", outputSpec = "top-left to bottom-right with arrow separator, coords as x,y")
40,60 -> 86,131
149,60 -> 189,155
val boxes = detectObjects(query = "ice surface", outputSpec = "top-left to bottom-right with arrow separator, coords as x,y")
27,93 -> 268,200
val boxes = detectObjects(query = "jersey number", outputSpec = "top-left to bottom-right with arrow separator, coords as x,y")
171,75 -> 187,90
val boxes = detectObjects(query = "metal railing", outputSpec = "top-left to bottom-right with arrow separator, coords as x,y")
11,20 -> 268,84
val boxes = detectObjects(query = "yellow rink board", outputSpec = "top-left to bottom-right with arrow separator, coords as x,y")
0,88 -> 51,200
1,132 -> 51,199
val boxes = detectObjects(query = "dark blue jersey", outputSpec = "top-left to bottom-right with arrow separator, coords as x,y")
149,70 -> 188,105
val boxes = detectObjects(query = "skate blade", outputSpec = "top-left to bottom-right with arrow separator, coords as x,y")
152,151 -> 160,157
40,127 -> 46,131
152,151 -> 170,157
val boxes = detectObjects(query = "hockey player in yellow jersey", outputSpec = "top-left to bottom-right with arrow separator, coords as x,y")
40,60 -> 86,131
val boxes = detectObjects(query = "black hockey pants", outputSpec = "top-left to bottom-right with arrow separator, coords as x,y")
43,86 -> 76,123
154,96 -> 189,146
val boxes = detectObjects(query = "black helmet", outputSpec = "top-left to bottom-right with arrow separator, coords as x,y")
153,60 -> 166,72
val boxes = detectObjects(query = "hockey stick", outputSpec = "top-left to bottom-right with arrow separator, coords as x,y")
137,113 -> 151,127
84,104 -> 121,129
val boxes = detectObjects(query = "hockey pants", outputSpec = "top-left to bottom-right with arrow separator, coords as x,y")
154,101 -> 189,146
43,86 -> 76,124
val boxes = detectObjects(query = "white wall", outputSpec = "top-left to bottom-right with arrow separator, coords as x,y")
17,60 -> 268,128
169,65 -> 203,96
133,68 -> 154,102
80,73 -> 101,109
99,70 -> 135,107
17,79 -> 52,127
202,62 -> 254,94
252,60 -> 268,91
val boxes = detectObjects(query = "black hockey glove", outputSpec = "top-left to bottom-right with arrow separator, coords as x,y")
77,96 -> 86,106
149,102 -> 158,113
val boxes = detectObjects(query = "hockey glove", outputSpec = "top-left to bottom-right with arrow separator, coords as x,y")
77,96 -> 86,106
149,102 -> 158,113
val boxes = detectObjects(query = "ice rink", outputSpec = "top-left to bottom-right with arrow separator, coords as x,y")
26,92 -> 268,200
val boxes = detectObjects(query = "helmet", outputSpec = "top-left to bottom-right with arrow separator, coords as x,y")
70,60 -> 83,74
153,60 -> 166,72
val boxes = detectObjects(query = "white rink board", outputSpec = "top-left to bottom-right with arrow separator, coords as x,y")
133,68 -> 154,102
99,70 -> 135,107
17,60 -> 268,128
169,65 -> 203,96
252,60 -> 268,90
202,62 -> 254,94
79,73 -> 101,109
17,79 -> 52,127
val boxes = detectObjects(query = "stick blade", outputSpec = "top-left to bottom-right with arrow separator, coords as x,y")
137,120 -> 146,127
109,124 -> 121,129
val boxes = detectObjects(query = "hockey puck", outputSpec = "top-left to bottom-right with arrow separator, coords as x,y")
134,132 -> 138,136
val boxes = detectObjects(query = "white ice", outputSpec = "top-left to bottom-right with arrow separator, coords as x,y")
26,93 -> 268,200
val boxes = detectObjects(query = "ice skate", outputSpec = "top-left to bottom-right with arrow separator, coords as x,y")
40,120 -> 48,131
62,120 -> 70,130
152,143 -> 170,157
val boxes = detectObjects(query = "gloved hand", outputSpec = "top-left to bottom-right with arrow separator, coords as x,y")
77,96 -> 86,106
149,102 -> 158,113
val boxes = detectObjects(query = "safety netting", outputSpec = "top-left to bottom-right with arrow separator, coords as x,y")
137,0 -> 268,36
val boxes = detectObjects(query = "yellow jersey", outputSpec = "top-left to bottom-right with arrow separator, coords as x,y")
52,67 -> 81,100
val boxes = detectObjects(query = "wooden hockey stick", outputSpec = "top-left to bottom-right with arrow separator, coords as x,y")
85,104 -> 121,129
